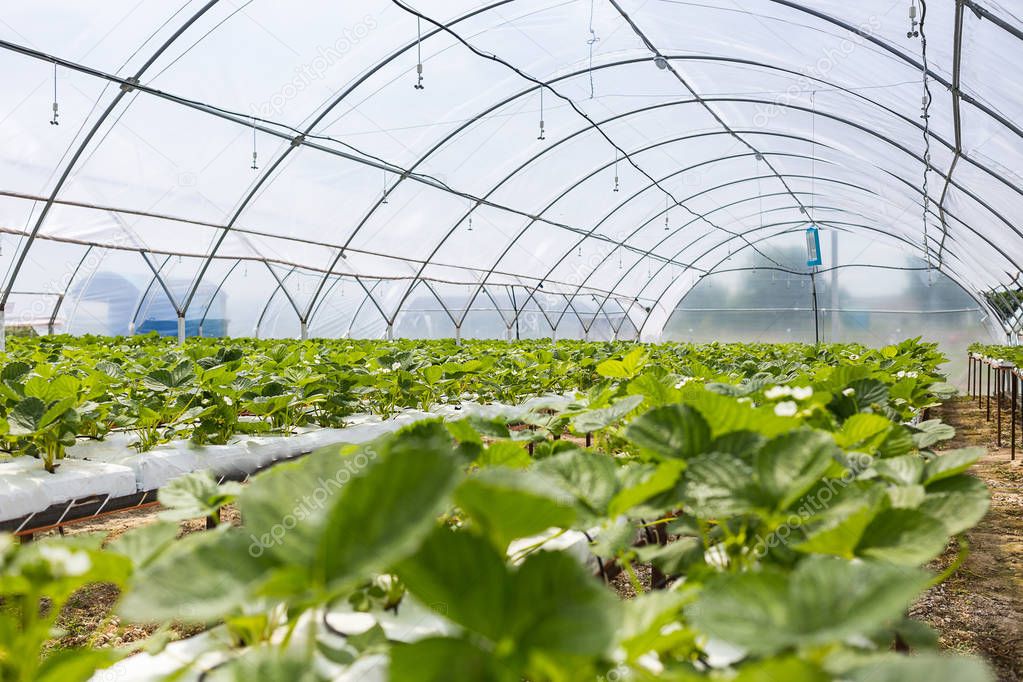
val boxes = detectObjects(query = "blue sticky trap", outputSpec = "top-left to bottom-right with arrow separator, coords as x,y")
805,226 -> 822,267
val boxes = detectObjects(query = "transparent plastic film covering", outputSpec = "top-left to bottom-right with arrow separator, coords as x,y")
0,0 -> 1018,344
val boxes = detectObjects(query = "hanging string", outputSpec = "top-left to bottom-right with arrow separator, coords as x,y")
578,244 -> 582,257
586,0 -> 599,99
414,17 -> 425,89
618,247 -> 622,269
537,87 -> 546,140
250,117 -> 258,170
467,198 -> 473,231
50,61 -> 59,126
381,170 -> 389,204
664,195 -> 670,231
917,0 -> 934,275
613,151 -> 620,192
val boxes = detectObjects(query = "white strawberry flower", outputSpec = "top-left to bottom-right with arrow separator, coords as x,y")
764,385 -> 793,400
774,400 -> 798,417
38,545 -> 91,577
791,386 -> 814,401
842,387 -> 856,397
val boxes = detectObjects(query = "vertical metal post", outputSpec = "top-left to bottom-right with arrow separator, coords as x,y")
176,313 -> 185,345
997,367 -> 1003,447
1013,371 -> 1018,462
300,320 -> 308,340
977,359 -> 986,408
966,353 -> 972,398
810,268 -> 820,345
455,325 -> 461,346
986,363 -> 992,421
386,322 -> 393,341
0,308 -> 6,352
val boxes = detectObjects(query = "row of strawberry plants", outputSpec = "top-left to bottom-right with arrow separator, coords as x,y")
0,337 -> 991,680
0,336 -> 949,472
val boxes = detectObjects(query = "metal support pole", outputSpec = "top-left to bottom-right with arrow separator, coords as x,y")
455,326 -> 461,346
810,268 -> 820,345
386,323 -> 393,341
300,320 -> 308,340
986,363 -> 992,421
176,313 -> 185,345
977,359 -> 986,408
1013,371 -> 1018,462
966,353 -> 972,398
0,308 -> 6,352
997,367 -> 1003,447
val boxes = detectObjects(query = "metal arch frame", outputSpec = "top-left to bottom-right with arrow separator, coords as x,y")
306,273 -> 396,336
2,50 -> 1016,316
129,254 -> 175,332
292,44 -> 1009,331
568,182 -> 999,339
641,219 -> 999,333
638,221 -> 992,340
489,150 -> 1007,340
393,278 -> 461,332
345,5 -> 1023,331
3,6 -> 1022,339
354,146 -> 818,333
175,0 -> 520,321
639,222 -> 1005,339
47,246 -> 94,335
587,170 -> 1011,338
565,144 -> 1021,335
254,265 -> 297,339
197,260 -> 240,336
475,95 -> 1023,327
319,79 -> 1022,339
0,0 -> 223,330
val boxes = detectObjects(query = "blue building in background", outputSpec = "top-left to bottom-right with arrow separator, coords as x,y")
68,275 -> 228,337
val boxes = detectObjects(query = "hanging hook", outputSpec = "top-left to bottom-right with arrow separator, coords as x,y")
664,195 -> 670,231
467,199 -> 473,231
537,87 -> 546,140
50,61 -> 59,126
250,117 -> 258,170
613,151 -> 619,192
907,1 -> 920,37
414,18 -> 425,90
381,170 -> 389,204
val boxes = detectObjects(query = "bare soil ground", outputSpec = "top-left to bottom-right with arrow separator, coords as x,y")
36,504 -> 241,650
910,396 -> 1023,682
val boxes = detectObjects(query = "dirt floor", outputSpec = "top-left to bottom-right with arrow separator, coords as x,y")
910,396 -> 1023,682
37,504 -> 241,651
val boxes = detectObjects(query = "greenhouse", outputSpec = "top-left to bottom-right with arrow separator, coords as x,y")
0,1 -> 1020,681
